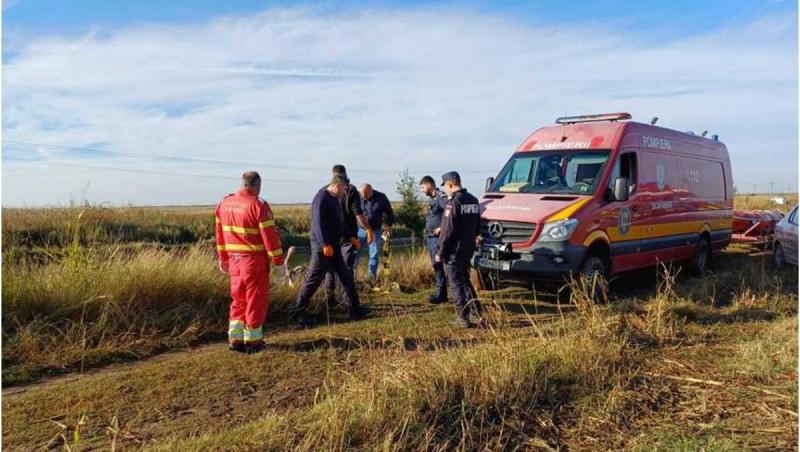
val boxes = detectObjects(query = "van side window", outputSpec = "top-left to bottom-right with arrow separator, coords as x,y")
608,152 -> 637,194
790,208 -> 798,225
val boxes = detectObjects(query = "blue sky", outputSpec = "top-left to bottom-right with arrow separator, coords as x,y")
2,0 -> 798,205
4,0 -> 795,39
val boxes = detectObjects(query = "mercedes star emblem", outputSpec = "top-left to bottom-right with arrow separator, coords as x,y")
487,221 -> 503,239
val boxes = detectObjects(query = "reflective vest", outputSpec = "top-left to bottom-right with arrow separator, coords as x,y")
215,189 -> 283,261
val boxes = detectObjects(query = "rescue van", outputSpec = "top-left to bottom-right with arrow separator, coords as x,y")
475,112 -> 733,291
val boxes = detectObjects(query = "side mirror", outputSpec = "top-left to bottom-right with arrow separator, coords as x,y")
613,177 -> 630,202
485,176 -> 495,192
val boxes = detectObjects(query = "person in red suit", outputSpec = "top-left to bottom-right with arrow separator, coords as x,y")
215,171 -> 284,354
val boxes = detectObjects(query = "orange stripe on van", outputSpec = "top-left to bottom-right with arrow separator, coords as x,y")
546,197 -> 591,223
581,230 -> 610,247
607,218 -> 732,242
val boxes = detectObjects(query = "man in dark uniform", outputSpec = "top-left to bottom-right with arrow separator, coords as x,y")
436,171 -> 482,328
289,174 -> 369,325
419,175 -> 448,304
324,165 -> 372,308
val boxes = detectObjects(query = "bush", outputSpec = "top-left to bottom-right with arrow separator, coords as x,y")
394,168 -> 425,236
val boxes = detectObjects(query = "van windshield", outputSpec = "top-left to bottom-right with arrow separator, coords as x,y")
489,150 -> 610,195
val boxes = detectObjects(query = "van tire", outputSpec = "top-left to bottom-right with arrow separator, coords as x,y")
687,237 -> 711,276
773,242 -> 786,269
578,254 -> 609,303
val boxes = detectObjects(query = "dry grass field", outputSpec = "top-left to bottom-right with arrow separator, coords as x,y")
1,195 -> 797,450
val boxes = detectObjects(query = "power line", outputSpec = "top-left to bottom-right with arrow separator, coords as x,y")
4,158 -> 394,184
3,139 -> 493,175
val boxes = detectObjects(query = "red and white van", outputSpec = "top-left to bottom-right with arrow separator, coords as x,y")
475,112 -> 733,289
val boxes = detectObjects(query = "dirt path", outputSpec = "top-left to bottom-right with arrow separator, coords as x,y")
3,293 -> 564,450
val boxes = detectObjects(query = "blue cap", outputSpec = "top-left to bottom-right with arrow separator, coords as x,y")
440,171 -> 460,186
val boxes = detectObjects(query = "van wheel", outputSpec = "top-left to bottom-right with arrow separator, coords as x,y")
578,255 -> 609,303
688,237 -> 711,276
773,242 -> 786,269
472,268 -> 498,291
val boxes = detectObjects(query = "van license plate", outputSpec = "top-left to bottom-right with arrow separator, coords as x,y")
478,258 -> 510,271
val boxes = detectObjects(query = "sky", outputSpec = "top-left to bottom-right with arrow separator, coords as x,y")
2,0 -> 798,206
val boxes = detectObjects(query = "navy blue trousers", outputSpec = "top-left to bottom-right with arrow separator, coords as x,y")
292,244 -> 360,316
426,237 -> 447,299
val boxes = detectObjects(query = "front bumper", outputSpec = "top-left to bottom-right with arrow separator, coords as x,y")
473,241 -> 587,280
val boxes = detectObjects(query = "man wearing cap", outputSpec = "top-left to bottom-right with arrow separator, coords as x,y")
436,171 -> 482,328
289,174 -> 369,325
420,175 -> 449,304
324,165 -> 373,308
356,183 -> 395,281
215,171 -> 284,354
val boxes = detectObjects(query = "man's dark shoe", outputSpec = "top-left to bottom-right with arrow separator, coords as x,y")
228,341 -> 246,353
295,313 -> 319,327
349,305 -> 371,320
245,340 -> 266,354
428,294 -> 447,304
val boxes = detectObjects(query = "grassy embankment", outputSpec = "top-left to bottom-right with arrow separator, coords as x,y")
733,193 -> 797,210
1,204 -> 427,385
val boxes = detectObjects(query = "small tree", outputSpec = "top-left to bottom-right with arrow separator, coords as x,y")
395,168 -> 424,235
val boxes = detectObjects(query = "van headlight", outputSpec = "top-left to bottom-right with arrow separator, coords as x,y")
537,219 -> 579,242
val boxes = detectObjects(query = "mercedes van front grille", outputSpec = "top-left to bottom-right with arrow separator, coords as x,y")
481,220 -> 537,244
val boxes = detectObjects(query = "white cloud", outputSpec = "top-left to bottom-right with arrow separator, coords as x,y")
2,7 -> 797,206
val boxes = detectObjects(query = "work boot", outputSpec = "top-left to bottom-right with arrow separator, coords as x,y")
294,312 -> 318,327
428,293 -> 446,304
245,340 -> 266,354
453,315 -> 473,329
349,305 -> 371,320
228,341 -> 246,353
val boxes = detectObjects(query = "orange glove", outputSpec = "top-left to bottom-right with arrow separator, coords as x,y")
272,255 -> 285,266
350,237 -> 361,250
366,229 -> 375,245
323,245 -> 335,258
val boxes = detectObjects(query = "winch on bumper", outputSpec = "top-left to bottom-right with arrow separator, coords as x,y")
473,241 -> 588,279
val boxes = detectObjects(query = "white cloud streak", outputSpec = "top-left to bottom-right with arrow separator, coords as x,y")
2,7 -> 797,206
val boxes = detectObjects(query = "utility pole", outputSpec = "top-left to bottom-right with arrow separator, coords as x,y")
752,184 -> 757,195
768,181 -> 776,196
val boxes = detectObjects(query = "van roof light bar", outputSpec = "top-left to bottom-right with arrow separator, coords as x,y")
555,112 -> 632,124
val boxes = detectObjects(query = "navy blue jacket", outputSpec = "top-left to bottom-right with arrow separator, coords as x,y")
424,188 -> 448,237
362,190 -> 394,230
310,188 -> 344,248
341,184 -> 364,238
437,188 -> 481,262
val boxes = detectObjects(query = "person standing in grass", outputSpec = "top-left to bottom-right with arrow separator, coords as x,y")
215,171 -> 284,354
420,175 -> 449,304
436,171 -> 483,328
355,183 -> 395,282
324,165 -> 373,309
289,174 -> 370,326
